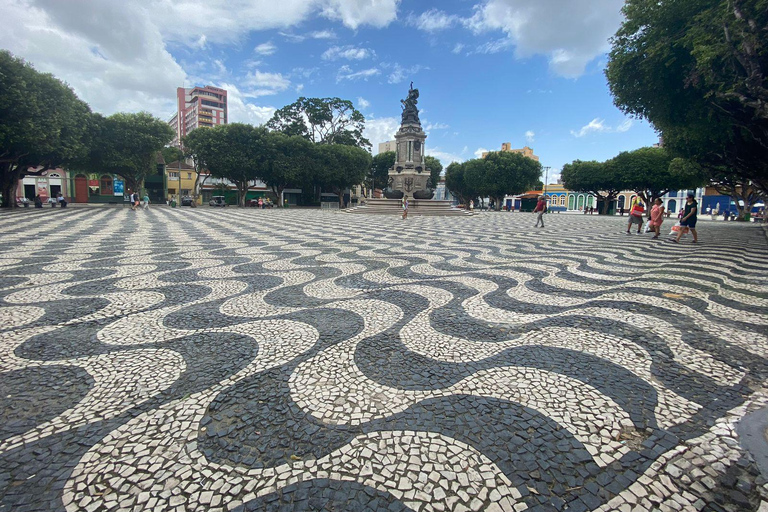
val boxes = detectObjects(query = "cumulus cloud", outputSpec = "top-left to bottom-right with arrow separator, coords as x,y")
0,0 -> 186,117
406,8 -> 459,32
474,147 -> 489,158
322,45 -> 375,61
242,70 -> 291,96
321,0 -> 401,29
337,65 -> 380,82
425,121 -> 450,131
254,41 -> 277,55
427,147 -> 466,165
219,83 -> 276,125
467,0 -> 625,77
357,97 -> 371,110
570,118 -> 633,137
365,117 -> 400,154
525,130 -> 535,143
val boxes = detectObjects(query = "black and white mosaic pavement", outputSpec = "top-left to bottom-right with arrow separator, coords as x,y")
1,207 -> 767,512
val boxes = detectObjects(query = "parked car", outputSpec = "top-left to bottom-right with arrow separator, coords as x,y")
181,196 -> 195,206
209,196 -> 227,207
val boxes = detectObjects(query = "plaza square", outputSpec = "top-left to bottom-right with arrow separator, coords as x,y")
0,208 -> 766,511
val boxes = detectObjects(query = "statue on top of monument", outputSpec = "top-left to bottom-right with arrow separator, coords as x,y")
400,82 -> 421,125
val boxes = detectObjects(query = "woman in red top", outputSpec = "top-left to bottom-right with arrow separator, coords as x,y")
626,199 -> 645,234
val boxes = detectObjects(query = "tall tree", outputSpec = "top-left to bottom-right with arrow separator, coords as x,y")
87,112 -> 175,194
371,151 -> 395,191
181,128 -> 215,206
561,159 -> 627,214
161,146 -> 184,166
445,161 -> 480,208
267,97 -> 371,149
425,155 -> 443,189
262,132 -> 316,207
0,51 -> 91,207
317,144 -> 372,205
611,147 -> 704,213
606,0 -> 768,191
191,124 -> 274,207
482,151 -> 542,210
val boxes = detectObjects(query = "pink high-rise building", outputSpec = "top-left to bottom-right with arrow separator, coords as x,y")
169,85 -> 227,147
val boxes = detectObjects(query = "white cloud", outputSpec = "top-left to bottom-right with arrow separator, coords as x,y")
570,118 -> 633,137
407,8 -> 459,32
387,63 -> 424,84
474,147 -> 489,159
466,0 -> 625,77
322,45 -> 375,61
337,65 -> 380,82
425,121 -> 450,131
616,118 -> 633,133
157,0 -> 400,45
427,147 -> 466,165
525,130 -> 535,143
357,97 -> 371,110
0,0 -> 186,118
571,118 -> 608,137
242,70 -> 291,96
310,29 -> 337,39
254,41 -> 277,55
219,82 -> 276,126
365,117 -> 400,154
321,0 -> 401,29
452,43 -> 466,54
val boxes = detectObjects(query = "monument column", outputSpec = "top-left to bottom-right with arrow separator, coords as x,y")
386,83 -> 433,200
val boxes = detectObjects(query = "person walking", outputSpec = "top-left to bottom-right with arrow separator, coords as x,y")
673,192 -> 699,243
626,199 -> 645,234
533,195 -> 547,228
649,198 -> 665,239
142,192 -> 150,210
402,195 -> 409,219
34,194 -> 43,208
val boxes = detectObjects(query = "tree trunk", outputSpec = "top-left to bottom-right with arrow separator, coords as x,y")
0,165 -> 21,208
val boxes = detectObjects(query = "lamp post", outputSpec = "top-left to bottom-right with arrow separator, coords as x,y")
543,166 -> 550,196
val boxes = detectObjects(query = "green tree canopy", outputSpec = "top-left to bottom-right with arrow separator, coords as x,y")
425,155 -> 443,189
317,144 -> 372,205
445,161 -> 484,208
0,50 -> 92,207
262,132 -> 316,207
267,97 -> 371,150
371,151 -> 395,191
606,0 -> 768,191
161,146 -> 184,166
482,151 -> 542,210
188,123 -> 274,207
610,147 -> 704,210
87,112 -> 175,194
561,159 -> 627,214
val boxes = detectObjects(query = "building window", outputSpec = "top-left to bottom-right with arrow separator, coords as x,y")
187,173 -> 192,179
168,172 -> 179,179
100,175 -> 113,195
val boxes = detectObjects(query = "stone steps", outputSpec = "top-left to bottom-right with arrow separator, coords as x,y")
344,199 -> 473,216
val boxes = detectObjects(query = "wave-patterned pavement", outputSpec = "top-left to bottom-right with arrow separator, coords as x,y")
0,207 -> 767,512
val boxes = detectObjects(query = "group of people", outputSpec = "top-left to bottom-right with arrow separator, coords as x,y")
128,190 -> 150,210
532,192 -> 700,242
27,193 -> 66,208
625,193 -> 699,243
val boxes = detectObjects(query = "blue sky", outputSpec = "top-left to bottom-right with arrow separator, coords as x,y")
1,0 -> 659,181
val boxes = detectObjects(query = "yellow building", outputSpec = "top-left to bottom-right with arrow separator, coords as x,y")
166,160 -> 201,203
482,142 -> 540,161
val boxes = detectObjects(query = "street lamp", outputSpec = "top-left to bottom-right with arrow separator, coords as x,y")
543,166 -> 550,196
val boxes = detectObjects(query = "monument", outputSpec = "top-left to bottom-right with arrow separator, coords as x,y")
385,83 -> 434,200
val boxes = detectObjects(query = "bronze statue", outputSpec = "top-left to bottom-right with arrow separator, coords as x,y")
400,82 -> 420,124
